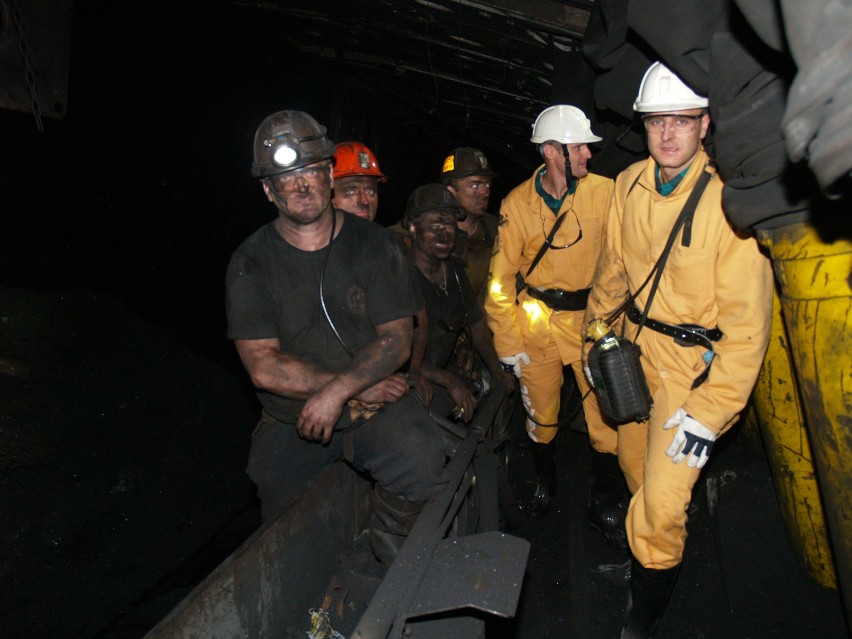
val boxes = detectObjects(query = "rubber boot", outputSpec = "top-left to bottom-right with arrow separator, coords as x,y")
595,557 -> 631,588
621,558 -> 680,639
525,441 -> 556,518
369,485 -> 426,566
587,449 -> 629,551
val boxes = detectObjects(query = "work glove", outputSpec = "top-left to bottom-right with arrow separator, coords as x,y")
499,352 -> 530,379
581,342 -> 594,387
663,408 -> 716,469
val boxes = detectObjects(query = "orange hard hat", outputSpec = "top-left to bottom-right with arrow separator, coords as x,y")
333,141 -> 388,182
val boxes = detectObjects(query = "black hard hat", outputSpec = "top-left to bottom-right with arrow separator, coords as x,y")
251,110 -> 335,179
440,147 -> 498,182
402,183 -> 465,228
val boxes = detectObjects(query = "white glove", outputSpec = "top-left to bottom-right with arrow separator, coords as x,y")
663,408 -> 717,469
581,341 -> 594,387
499,352 -> 530,379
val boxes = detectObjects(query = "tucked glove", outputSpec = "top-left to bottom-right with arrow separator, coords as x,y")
663,408 -> 717,469
581,342 -> 594,387
499,352 -> 530,378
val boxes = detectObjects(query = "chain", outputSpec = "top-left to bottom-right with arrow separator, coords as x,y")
12,0 -> 44,132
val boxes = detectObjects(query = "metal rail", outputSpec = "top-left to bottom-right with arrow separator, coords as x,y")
351,384 -> 529,639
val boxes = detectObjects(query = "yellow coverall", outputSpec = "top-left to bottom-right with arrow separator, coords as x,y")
486,166 -> 615,451
584,149 -> 773,568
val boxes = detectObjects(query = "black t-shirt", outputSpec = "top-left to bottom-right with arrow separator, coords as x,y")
226,213 -> 418,422
416,258 -> 483,370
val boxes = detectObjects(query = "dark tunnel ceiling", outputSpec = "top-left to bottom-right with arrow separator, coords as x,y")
233,0 -> 594,156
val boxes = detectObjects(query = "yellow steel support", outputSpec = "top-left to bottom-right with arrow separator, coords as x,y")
758,222 -> 852,619
752,289 -> 836,588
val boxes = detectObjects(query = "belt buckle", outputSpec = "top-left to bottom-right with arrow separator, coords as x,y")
675,324 -> 704,347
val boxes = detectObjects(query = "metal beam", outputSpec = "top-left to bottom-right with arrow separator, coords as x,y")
351,386 -> 529,638
444,0 -> 590,38
287,40 -> 549,105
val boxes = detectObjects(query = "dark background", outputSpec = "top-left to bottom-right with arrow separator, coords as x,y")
1,1 -> 556,371
0,3 -> 559,636
1,2 -> 848,638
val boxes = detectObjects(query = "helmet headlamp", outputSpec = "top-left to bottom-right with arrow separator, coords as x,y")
272,145 -> 298,168
252,110 -> 336,179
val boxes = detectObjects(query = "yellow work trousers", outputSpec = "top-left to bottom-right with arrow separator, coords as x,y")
618,350 -> 705,570
520,322 -> 617,455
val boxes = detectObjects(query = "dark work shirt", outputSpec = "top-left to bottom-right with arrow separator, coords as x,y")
226,213 -> 417,422
416,258 -> 483,370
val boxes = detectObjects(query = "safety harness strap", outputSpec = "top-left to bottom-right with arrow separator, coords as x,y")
605,169 -> 712,327
627,304 -> 722,388
524,207 -> 570,282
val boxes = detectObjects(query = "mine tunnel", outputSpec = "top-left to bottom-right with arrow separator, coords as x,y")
1,1 -> 850,637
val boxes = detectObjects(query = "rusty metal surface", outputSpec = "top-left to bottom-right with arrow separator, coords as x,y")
408,531 -> 529,618
145,463 -> 370,639
408,614 -> 486,638
146,384 -> 526,639
352,385 -> 529,638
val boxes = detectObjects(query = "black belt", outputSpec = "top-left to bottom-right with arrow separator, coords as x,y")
627,304 -> 722,388
526,286 -> 591,311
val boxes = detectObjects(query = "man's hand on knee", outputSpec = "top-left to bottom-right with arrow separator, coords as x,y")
446,376 -> 476,423
297,386 -> 347,443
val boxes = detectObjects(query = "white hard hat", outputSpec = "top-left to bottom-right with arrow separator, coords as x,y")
633,62 -> 708,112
530,105 -> 602,144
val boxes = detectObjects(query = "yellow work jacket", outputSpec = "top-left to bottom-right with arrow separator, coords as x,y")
584,149 -> 773,434
486,166 -> 614,358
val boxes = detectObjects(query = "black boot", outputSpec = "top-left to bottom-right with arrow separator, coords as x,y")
621,558 -> 680,639
369,486 -> 426,566
594,557 -> 631,588
587,449 -> 629,551
525,441 -> 556,518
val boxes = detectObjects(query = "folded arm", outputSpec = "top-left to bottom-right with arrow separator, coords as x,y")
236,316 -> 413,442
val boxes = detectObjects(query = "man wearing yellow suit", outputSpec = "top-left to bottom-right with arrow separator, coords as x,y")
485,105 -> 615,521
584,62 -> 773,637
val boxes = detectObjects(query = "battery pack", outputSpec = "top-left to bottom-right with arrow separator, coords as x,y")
589,337 -> 652,423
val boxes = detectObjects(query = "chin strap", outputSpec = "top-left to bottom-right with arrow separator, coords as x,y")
561,143 -> 574,191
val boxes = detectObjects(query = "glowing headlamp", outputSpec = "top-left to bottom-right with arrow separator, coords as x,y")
272,145 -> 298,167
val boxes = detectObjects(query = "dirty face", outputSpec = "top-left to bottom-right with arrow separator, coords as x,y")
332,175 -> 379,220
643,109 -> 710,182
447,175 -> 491,218
262,161 -> 333,225
410,210 -> 458,261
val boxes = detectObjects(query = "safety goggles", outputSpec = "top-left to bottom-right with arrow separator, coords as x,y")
541,206 -> 583,249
